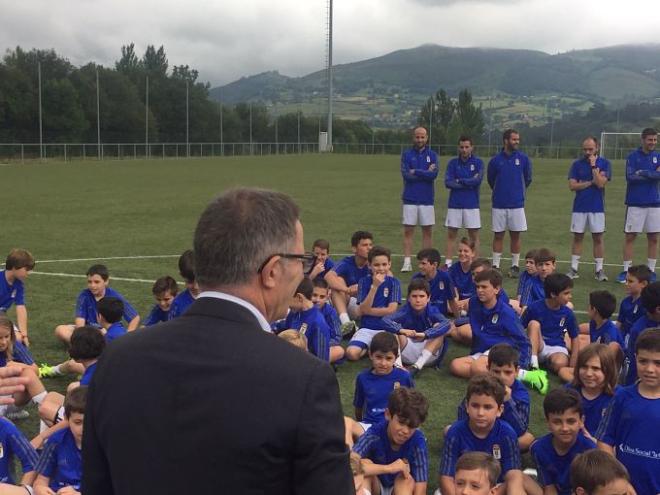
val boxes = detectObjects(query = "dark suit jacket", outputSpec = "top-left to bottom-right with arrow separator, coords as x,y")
82,297 -> 353,494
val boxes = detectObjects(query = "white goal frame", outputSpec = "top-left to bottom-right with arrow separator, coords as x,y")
600,131 -> 641,160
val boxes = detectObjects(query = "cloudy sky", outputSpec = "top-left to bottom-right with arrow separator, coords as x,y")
1,0 -> 658,87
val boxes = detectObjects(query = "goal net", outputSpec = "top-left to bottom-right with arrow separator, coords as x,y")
600,132 -> 641,161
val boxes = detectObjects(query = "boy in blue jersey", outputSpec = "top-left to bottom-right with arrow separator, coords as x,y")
570,449 -> 636,495
449,270 -> 534,385
0,415 -> 38,491
353,387 -> 429,495
54,264 -> 139,344
169,250 -> 199,319
412,248 -> 457,317
449,239 -> 477,307
445,136 -> 484,263
271,277 -> 331,362
517,250 -> 538,305
456,344 -> 534,451
530,388 -> 596,495
144,276 -> 178,326
623,281 -> 660,384
439,374 -> 532,495
34,386 -> 86,495
97,296 -> 127,343
352,332 -> 414,435
521,248 -> 557,311
522,273 -> 579,375
567,136 -> 611,282
308,239 -> 335,282
325,231 -> 373,333
487,129 -> 532,279
311,278 -> 345,363
382,278 -> 452,377
400,126 -> 439,273
597,328 -> 660,495
0,249 -> 35,347
616,264 -> 651,346
618,127 -> 660,283
346,246 -> 401,361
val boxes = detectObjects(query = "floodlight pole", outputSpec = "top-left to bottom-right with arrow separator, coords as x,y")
145,75 -> 149,158
96,66 -> 101,160
38,61 -> 43,161
186,79 -> 190,157
297,108 -> 301,154
219,100 -> 223,156
249,103 -> 253,155
326,0 -> 333,151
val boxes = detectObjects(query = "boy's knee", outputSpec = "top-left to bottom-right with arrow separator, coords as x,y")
345,346 -> 364,361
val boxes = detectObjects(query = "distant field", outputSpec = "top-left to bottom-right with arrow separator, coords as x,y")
1,153 -> 642,491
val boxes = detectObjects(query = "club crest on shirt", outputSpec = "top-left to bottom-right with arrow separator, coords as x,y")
383,288 -> 389,298
654,156 -> 658,164
0,442 -> 4,459
427,156 -> 431,163
633,304 -> 639,314
299,323 -> 308,336
10,290 -> 16,299
439,282 -> 445,290
470,164 -> 475,171
492,444 -> 501,460
515,158 -> 520,166
492,314 -> 499,324
394,382 -> 401,390
559,317 -> 566,328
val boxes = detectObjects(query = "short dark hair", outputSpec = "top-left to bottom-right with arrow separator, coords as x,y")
152,276 -> 178,296
640,282 -> 660,314
387,387 -> 429,428
368,245 -> 391,263
572,343 -> 617,396
583,135 -> 599,146
69,326 -> 105,361
589,290 -> 616,319
466,373 -> 505,406
178,249 -> 195,282
570,449 -> 630,494
534,248 -> 556,264
87,264 -> 109,281
474,269 -> 502,289
458,237 -> 476,252
502,129 -> 519,142
636,327 -> 660,354
627,264 -> 653,284
543,387 -> 583,418
641,127 -> 658,139
544,273 -> 573,298
295,277 -> 314,301
312,239 -> 330,251
5,249 -> 35,271
97,296 -> 124,324
524,249 -> 538,260
407,278 -> 430,296
416,248 -> 441,265
193,189 -> 300,288
455,452 -> 501,488
470,258 -> 491,272
458,135 -> 473,145
488,343 -> 519,369
351,231 -> 373,248
370,331 -> 399,356
64,386 -> 87,418
312,277 -> 329,290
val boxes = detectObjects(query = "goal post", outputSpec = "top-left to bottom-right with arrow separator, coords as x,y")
600,131 -> 641,161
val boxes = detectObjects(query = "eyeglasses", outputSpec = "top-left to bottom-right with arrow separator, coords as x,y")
258,252 -> 317,274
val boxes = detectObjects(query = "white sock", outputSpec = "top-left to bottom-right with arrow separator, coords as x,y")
414,349 -> 433,369
648,258 -> 657,272
571,255 -> 580,271
518,369 -> 527,379
623,260 -> 632,272
595,258 -> 604,272
492,252 -> 502,268
445,258 -> 452,268
339,313 -> 350,325
530,355 -> 539,369
403,256 -> 411,266
511,253 -> 520,267
394,355 -> 403,368
31,391 -> 47,406
39,419 -> 49,434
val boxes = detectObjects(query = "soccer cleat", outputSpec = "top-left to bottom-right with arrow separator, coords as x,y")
523,468 -> 538,480
522,368 -> 549,395
616,271 -> 627,284
507,265 -> 520,278
409,364 -> 421,378
5,406 -> 29,420
340,320 -> 356,337
594,270 -> 608,282
400,260 -> 412,273
566,268 -> 579,280
38,363 -> 58,378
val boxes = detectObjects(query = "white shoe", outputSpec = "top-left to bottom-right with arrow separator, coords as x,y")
400,260 -> 412,272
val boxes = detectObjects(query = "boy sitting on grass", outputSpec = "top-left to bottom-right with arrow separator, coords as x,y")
0,248 -> 35,346
144,275 -> 178,326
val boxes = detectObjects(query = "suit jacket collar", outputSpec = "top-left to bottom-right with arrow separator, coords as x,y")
184,295 -> 271,332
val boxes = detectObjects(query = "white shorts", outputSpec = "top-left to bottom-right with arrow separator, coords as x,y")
492,208 -> 527,232
348,328 -> 382,350
571,212 -> 605,234
470,350 -> 490,360
358,421 -> 373,433
401,340 -> 440,366
539,344 -> 568,362
403,204 -> 436,226
347,297 -> 360,319
624,206 -> 660,233
445,208 -> 481,229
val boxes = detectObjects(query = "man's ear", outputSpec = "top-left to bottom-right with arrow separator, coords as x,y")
259,256 -> 281,289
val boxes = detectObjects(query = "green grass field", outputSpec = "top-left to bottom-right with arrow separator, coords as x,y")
0,154 -> 646,491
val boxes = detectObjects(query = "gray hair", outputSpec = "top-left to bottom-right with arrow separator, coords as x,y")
194,188 -> 300,288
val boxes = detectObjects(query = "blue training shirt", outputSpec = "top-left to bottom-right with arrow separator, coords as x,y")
448,263 -> 474,300
144,304 -> 170,326
75,286 -> 138,326
589,319 -> 623,347
0,341 -> 35,367
597,383 -> 660,495
0,417 -> 38,484
617,295 -> 643,346
105,321 -> 127,343
353,367 -> 414,425
624,315 -> 660,384
411,270 -> 454,316
353,420 -> 428,488
313,257 -> 335,281
80,361 -> 98,386
331,256 -> 370,288
568,156 -> 611,213
169,289 -> 195,319
35,427 -> 81,492
401,146 -> 439,205
445,155 -> 483,209
520,275 -> 545,307
357,275 -> 402,331
521,299 -> 578,348
487,149 -> 532,209
382,302 -> 452,341
319,303 -> 342,346
565,384 -> 613,437
530,431 -> 596,495
272,306 -> 331,361
0,271 -> 25,312
624,147 -> 660,207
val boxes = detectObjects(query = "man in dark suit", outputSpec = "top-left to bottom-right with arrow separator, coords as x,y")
82,188 -> 353,494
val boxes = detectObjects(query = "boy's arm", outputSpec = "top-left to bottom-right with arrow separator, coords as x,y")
413,482 -> 428,495
360,457 -> 411,478
569,336 -> 580,368
15,304 -> 28,342
438,476 -> 456,495
33,474 -> 55,495
31,420 -> 70,449
324,270 -> 349,293
362,301 -> 398,317
504,469 -> 525,494
126,315 -> 140,332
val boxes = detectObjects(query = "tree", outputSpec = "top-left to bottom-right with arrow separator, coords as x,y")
450,89 -> 485,142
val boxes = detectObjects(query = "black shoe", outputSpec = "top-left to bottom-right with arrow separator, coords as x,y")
409,365 -> 421,378
508,265 -> 520,278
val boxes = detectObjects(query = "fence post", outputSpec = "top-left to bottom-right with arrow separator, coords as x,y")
21,145 -> 24,163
